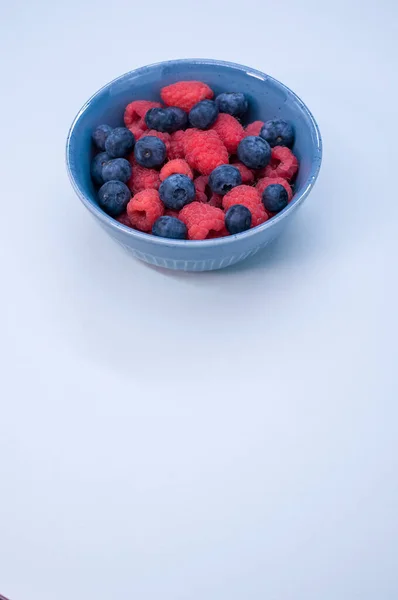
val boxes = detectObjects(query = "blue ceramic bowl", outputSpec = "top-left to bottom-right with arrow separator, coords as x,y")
66,59 -> 322,271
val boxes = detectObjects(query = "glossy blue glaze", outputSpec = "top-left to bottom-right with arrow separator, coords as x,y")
66,59 -> 322,271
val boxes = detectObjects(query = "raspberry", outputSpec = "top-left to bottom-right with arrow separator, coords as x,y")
168,130 -> 186,159
217,226 -> 229,237
208,193 -> 223,208
144,130 -> 171,154
210,113 -> 244,154
194,175 -> 210,203
223,185 -> 268,227
184,129 -> 228,175
160,159 -> 193,181
124,100 -> 162,128
164,209 -> 180,219
230,161 -> 255,184
127,189 -> 164,232
182,127 -> 200,149
183,127 -> 200,139
179,202 -> 226,240
115,211 -> 132,227
127,157 -> 160,195
245,121 -> 264,137
262,146 -> 298,181
161,81 -> 214,112
128,118 -> 148,140
256,177 -> 293,202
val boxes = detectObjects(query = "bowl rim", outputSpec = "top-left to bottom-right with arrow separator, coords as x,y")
66,58 -> 322,247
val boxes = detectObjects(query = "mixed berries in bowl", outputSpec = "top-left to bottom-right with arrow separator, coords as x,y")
66,59 -> 322,271
91,83 -> 298,239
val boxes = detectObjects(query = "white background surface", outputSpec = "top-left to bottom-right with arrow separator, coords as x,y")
1,0 -> 398,599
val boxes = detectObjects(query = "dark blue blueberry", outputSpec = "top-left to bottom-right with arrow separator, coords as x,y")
159,174 -> 195,210
152,216 -> 187,239
145,107 -> 188,133
92,124 -> 113,151
102,158 -> 132,183
225,205 -> 252,234
134,136 -> 167,168
91,152 -> 111,186
189,100 -> 219,129
215,92 -> 248,117
209,165 -> 242,195
261,183 -> 288,213
167,107 -> 188,131
260,119 -> 294,148
237,136 -> 271,170
145,108 -> 175,133
105,127 -> 135,158
98,180 -> 131,217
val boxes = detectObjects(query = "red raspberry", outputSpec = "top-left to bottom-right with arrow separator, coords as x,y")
127,189 -> 164,232
124,100 -> 162,128
208,193 -> 223,209
164,209 -> 180,219
194,175 -> 210,203
182,128 -> 200,145
217,226 -> 229,237
115,212 -> 132,227
144,130 -> 171,154
245,121 -> 264,137
184,128 -> 200,138
161,81 -> 214,112
184,130 -> 228,175
210,113 -> 244,154
223,185 -> 268,227
179,202 -> 226,240
256,177 -> 293,202
160,159 -> 193,181
230,160 -> 255,184
168,130 -> 186,160
262,146 -> 298,181
128,118 -> 148,140
127,158 -> 160,195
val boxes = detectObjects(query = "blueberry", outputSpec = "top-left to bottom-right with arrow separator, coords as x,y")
237,136 -> 271,170
167,107 -> 188,131
145,107 -> 188,133
105,127 -> 135,158
152,216 -> 187,239
134,136 -> 167,168
91,152 -> 111,186
209,165 -> 242,195
98,180 -> 131,217
260,119 -> 294,148
145,108 -> 175,133
102,158 -> 132,183
189,100 -> 219,129
225,205 -> 252,234
92,124 -> 113,151
159,174 -> 195,210
261,183 -> 288,213
215,93 -> 248,117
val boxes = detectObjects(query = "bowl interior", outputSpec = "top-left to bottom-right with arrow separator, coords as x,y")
67,59 -> 321,222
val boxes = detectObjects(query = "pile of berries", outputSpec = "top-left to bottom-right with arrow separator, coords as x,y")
90,81 -> 299,240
